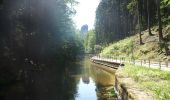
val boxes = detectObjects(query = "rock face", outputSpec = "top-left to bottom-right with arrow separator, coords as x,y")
81,24 -> 88,37
115,68 -> 155,100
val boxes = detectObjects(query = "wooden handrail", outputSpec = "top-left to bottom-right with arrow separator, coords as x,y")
94,55 -> 170,70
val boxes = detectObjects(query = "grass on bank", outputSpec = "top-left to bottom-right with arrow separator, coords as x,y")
100,25 -> 170,60
123,64 -> 170,100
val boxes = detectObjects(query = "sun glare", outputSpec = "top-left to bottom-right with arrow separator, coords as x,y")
73,0 -> 100,30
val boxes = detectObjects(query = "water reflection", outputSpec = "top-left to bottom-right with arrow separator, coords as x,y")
90,63 -> 115,86
76,77 -> 97,100
91,65 -> 116,100
82,76 -> 90,84
0,57 -> 116,100
71,57 -> 116,100
0,65 -> 78,100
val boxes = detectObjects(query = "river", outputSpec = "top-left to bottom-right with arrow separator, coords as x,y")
0,56 -> 116,100
69,56 -> 116,100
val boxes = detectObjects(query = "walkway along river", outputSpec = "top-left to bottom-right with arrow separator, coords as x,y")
91,56 -> 156,100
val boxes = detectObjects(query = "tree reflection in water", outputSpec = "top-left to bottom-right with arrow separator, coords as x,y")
0,57 -> 116,100
70,57 -> 116,100
0,64 -> 78,100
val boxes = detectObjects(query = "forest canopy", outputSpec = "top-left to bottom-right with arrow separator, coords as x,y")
0,0 -> 82,74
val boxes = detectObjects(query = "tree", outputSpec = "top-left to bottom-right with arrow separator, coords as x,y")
95,0 -> 133,44
147,0 -> 153,36
157,0 -> 164,42
137,0 -> 143,45
95,0 -> 169,44
84,30 -> 96,53
0,0 -> 82,83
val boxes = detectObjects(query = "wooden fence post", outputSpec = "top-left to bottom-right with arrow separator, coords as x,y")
159,60 -> 161,70
166,60 -> 168,67
141,60 -> 142,66
148,59 -> 150,68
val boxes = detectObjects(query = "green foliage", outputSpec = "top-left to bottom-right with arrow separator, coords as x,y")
124,64 -> 170,99
94,45 -> 102,54
161,0 -> 170,8
100,24 -> 170,60
74,31 -> 85,54
0,0 -> 83,76
101,37 -> 134,58
127,0 -> 137,14
84,30 -> 96,53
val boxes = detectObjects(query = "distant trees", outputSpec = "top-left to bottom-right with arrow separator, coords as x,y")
84,30 -> 96,53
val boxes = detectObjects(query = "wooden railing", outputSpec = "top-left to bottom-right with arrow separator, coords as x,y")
94,55 -> 170,70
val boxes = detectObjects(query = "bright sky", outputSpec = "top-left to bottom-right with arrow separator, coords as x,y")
73,0 -> 100,30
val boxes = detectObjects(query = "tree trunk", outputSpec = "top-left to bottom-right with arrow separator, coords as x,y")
117,0 -> 121,36
138,0 -> 143,45
125,0 -> 128,37
147,0 -> 152,36
157,0 -> 163,42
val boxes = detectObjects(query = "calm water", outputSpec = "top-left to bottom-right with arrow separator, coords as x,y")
0,57 -> 116,100
70,57 -> 116,100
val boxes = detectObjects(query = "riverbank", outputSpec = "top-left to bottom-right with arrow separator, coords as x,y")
115,67 -> 155,100
117,64 -> 170,100
91,57 -> 170,100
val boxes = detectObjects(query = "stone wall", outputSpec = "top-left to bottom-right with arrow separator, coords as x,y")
91,59 -> 155,100
115,68 -> 155,100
